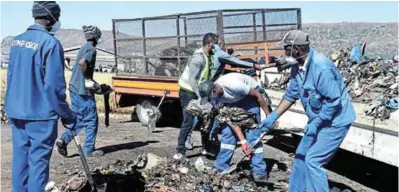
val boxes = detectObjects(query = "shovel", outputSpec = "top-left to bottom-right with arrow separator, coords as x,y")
221,131 -> 268,175
147,90 -> 170,133
71,129 -> 107,192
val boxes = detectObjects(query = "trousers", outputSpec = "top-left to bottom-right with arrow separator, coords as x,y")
176,89 -> 197,154
60,91 -> 98,154
214,97 -> 267,175
288,124 -> 350,192
10,118 -> 58,192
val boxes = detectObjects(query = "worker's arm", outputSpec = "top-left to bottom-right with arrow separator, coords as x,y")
188,54 -> 204,99
229,123 -> 252,156
314,68 -> 341,124
248,89 -> 271,115
44,42 -> 74,120
260,73 -> 299,131
276,72 -> 301,115
79,57 -> 87,76
230,124 -> 246,141
217,51 -> 254,68
79,48 -> 96,79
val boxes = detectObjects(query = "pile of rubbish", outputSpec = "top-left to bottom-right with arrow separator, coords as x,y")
331,45 -> 398,120
45,153 -> 280,192
186,100 -> 258,130
267,73 -> 290,91
215,107 -> 258,129
364,98 -> 399,121
265,44 -> 398,121
144,158 -> 269,192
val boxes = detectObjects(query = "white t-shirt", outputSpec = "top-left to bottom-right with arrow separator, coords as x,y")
214,73 -> 260,103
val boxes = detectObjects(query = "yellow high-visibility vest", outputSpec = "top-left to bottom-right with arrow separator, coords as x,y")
178,48 -> 214,92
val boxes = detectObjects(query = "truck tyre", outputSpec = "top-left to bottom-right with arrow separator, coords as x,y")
136,99 -> 162,126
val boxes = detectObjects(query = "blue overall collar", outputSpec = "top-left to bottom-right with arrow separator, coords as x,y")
303,48 -> 314,71
27,24 -> 51,34
298,48 -> 315,85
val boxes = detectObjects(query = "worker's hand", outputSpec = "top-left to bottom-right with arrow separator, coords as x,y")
260,111 -> 280,132
61,113 -> 77,130
304,123 -> 317,137
304,117 -> 323,137
253,64 -> 264,71
240,140 -> 252,157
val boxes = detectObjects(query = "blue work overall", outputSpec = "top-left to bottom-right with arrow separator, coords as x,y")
214,96 -> 267,176
60,92 -> 98,154
5,25 -> 74,192
283,48 -> 356,192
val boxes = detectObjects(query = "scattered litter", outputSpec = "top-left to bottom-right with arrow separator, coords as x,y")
195,158 -> 205,172
45,181 -> 61,192
143,158 -> 269,192
1,104 -> 8,124
66,176 -> 86,191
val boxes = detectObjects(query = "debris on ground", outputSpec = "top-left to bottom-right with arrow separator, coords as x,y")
53,152 -> 293,192
1,103 -> 8,124
143,157 -> 274,192
45,181 -> 61,192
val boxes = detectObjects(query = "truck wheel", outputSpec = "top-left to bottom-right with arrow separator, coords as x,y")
136,100 -> 162,126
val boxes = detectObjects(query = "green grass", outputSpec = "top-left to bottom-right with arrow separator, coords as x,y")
0,69 -> 131,114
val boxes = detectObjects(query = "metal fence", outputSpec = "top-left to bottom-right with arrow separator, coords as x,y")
112,8 -> 301,77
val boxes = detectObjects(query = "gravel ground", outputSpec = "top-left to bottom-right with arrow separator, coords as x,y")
0,117 -> 379,192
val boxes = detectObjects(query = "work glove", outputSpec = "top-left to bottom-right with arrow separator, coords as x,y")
304,117 -> 323,137
61,112 -> 77,130
240,140 -> 252,157
260,111 -> 280,133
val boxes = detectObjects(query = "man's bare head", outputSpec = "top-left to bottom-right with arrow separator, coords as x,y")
212,84 -> 224,97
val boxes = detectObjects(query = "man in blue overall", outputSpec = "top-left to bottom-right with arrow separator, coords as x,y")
4,1 -> 76,191
212,72 -> 271,183
56,25 -> 104,157
260,30 -> 356,192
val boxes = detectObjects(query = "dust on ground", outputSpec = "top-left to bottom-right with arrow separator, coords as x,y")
1,117 -> 376,192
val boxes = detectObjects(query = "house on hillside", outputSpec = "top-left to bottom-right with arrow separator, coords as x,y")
64,46 -> 119,73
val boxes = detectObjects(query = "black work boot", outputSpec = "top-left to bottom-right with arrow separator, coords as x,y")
56,139 -> 68,157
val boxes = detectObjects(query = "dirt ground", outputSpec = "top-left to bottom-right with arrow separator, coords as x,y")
1,116 -> 378,192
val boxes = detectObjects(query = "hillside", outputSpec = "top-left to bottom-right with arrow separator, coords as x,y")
1,22 -> 398,58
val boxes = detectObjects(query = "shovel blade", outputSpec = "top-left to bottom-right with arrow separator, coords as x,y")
93,183 -> 107,192
221,165 -> 237,175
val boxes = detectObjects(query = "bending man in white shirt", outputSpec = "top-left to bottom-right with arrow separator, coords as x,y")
212,72 -> 271,183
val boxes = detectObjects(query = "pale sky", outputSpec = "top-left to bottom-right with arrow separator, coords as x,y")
1,1 -> 398,39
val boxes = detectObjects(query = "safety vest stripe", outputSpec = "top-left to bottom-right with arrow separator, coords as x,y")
178,52 -> 213,92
